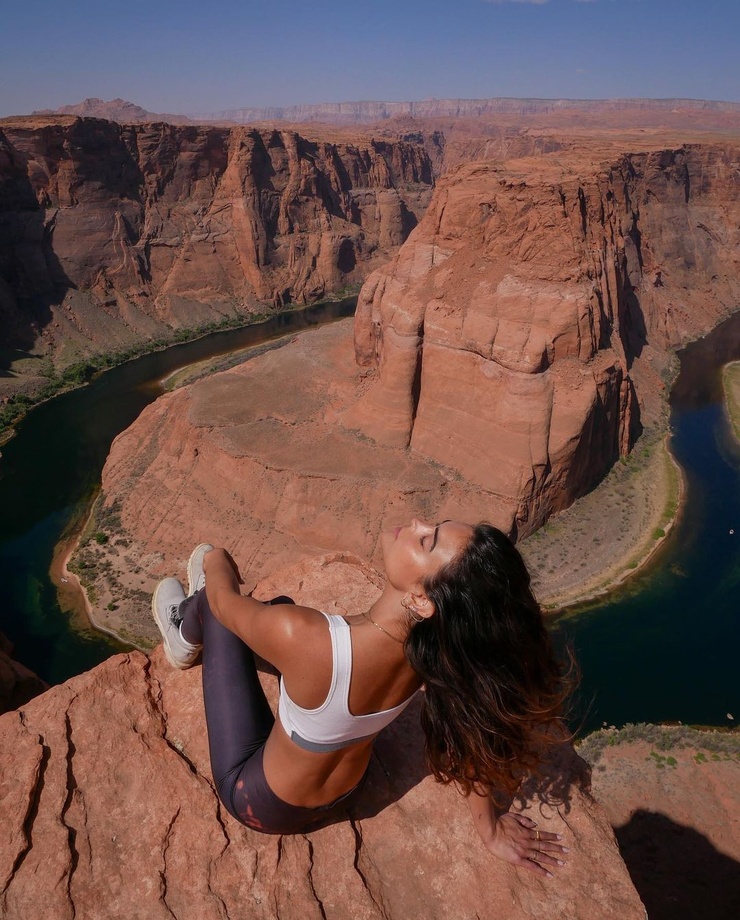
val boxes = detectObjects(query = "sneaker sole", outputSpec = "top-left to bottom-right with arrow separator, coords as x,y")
152,580 -> 192,670
187,543 -> 214,596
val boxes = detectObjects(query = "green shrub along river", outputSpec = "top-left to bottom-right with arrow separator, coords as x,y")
1,300 -> 739,735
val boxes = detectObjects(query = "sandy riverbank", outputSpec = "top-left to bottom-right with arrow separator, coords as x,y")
521,432 -> 683,612
722,360 -> 740,442
49,499 -> 150,652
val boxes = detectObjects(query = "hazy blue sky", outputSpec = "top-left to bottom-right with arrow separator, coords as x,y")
1,0 -> 737,117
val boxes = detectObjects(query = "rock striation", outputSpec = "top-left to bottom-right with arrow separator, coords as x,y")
0,116 -> 432,366
0,554 -> 645,920
348,144 -> 740,533
84,142 -> 740,644
197,97 -> 740,126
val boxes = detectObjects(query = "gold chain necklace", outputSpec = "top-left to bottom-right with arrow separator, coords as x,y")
361,609 -> 405,645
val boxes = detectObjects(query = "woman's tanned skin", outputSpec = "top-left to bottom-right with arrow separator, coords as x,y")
203,518 -> 568,878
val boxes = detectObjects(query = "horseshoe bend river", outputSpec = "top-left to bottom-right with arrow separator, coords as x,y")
1,301 -> 739,735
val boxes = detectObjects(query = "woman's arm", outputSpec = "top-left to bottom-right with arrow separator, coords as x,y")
203,547 -> 309,670
465,787 -> 568,878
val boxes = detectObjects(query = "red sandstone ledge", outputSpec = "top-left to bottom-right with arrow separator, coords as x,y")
0,555 -> 645,920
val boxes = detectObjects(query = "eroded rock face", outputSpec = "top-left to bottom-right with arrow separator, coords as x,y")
0,116 -> 432,361
0,555 -> 645,920
89,143 -> 740,644
349,145 -> 740,533
93,320 -> 498,646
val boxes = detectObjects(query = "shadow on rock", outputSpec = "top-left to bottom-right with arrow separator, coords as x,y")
515,739 -> 592,815
352,695 -> 431,820
356,718 -> 593,826
616,809 -> 740,920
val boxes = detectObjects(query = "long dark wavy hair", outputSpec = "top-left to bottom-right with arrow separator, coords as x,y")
404,523 -> 574,797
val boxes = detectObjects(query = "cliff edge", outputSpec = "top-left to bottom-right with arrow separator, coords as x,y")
0,554 -> 645,920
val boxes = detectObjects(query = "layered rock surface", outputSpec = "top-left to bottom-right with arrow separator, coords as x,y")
0,554 -> 645,920
200,96 -> 740,126
349,144 -> 740,532
0,116 -> 432,369
88,142 -> 740,644
91,319 -> 495,645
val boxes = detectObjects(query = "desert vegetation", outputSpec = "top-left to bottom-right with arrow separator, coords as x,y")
577,723 -> 740,767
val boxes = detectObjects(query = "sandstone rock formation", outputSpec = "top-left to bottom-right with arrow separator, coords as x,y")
198,97 -> 740,127
0,554 -> 645,920
85,142 -> 740,644
581,725 -> 740,920
0,116 -> 432,372
348,144 -> 740,532
88,320 -> 492,646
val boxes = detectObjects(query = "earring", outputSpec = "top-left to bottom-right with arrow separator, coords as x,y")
401,597 -> 425,623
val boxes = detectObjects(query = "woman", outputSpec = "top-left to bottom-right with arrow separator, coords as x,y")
152,519 -> 570,878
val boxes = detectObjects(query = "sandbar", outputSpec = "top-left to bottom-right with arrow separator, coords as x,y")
521,434 -> 683,612
722,360 -> 740,443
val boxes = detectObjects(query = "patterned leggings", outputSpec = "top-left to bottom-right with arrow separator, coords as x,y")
178,589 -> 364,834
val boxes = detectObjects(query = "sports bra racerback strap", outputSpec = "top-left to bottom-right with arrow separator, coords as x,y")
277,612 -> 417,753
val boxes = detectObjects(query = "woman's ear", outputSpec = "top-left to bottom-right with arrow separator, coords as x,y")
407,589 -> 435,620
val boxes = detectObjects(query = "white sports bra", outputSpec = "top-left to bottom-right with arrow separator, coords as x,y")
278,612 -> 417,753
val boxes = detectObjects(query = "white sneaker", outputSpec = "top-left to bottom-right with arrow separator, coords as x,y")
152,577 -> 201,669
187,543 -> 214,596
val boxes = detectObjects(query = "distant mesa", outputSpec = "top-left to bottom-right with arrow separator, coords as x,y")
192,95 -> 740,125
31,97 -> 191,124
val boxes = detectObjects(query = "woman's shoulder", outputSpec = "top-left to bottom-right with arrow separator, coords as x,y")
265,603 -> 331,644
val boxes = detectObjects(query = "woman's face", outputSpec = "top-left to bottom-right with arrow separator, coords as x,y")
380,518 -> 473,595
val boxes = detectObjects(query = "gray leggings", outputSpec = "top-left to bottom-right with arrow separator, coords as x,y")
178,589 -> 364,834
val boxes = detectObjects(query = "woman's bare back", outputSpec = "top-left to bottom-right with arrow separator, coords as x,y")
262,605 -> 421,807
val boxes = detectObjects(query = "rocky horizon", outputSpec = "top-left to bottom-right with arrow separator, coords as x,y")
24,94 -> 740,127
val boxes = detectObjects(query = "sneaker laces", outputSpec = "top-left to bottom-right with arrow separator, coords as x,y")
167,605 -> 183,628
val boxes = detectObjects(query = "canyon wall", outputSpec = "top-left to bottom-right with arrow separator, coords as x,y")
0,116 -> 433,370
0,554 -> 645,920
198,97 -> 740,125
348,144 -> 740,531
86,142 -> 739,645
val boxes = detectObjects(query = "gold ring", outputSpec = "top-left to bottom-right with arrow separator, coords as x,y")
535,830 -> 541,842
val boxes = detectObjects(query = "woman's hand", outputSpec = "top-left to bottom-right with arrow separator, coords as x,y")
485,813 -> 568,879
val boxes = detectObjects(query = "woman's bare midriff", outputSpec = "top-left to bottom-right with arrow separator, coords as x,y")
262,720 -> 376,807
259,611 -> 422,808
